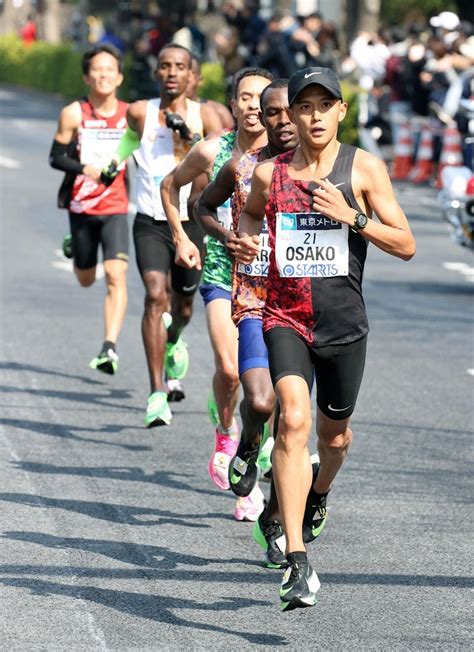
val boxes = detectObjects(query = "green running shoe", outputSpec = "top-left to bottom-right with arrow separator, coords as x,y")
164,337 -> 189,380
62,233 -> 73,259
207,392 -> 219,426
89,348 -> 119,375
252,513 -> 288,569
280,552 -> 320,612
162,311 -> 172,330
256,422 -> 274,477
303,455 -> 329,543
144,391 -> 172,428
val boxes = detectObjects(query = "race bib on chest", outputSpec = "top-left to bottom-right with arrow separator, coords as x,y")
217,198 -> 232,230
237,217 -> 270,277
80,128 -> 125,168
275,212 -> 349,278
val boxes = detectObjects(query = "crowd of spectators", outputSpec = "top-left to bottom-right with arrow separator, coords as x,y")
61,2 -> 474,146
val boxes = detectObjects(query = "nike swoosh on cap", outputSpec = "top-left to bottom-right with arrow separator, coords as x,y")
328,404 -> 351,412
304,71 -> 322,78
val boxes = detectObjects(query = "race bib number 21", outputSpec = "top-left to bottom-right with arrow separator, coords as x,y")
275,212 -> 348,278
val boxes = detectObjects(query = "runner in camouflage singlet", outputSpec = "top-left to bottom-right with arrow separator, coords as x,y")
200,130 -> 236,292
231,148 -> 267,325
161,68 -> 274,523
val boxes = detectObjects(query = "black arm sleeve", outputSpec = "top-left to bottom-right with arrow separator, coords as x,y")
49,139 -> 84,174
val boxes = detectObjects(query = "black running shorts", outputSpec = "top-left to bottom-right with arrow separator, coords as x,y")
69,212 -> 129,270
133,212 -> 204,296
264,327 -> 367,420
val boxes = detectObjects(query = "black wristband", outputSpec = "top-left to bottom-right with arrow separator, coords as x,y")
49,139 -> 84,175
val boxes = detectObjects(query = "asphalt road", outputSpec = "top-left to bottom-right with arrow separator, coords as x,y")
0,85 -> 473,650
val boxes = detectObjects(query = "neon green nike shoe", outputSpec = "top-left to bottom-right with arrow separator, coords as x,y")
207,392 -> 219,426
164,336 -> 189,380
144,391 -> 172,428
256,422 -> 274,476
89,348 -> 119,375
62,234 -> 73,259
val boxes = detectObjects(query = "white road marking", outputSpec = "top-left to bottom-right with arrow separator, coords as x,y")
442,262 -> 474,283
0,155 -> 21,169
52,249 -> 104,279
466,369 -> 474,376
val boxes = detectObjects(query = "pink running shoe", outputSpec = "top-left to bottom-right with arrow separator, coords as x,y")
234,484 -> 265,522
208,426 -> 239,490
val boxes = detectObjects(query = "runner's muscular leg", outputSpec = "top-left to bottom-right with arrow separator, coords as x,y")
315,408 -> 352,494
142,269 -> 169,393
168,290 -> 194,345
103,259 -> 128,343
205,298 -> 239,429
273,375 -> 312,553
239,367 -> 275,447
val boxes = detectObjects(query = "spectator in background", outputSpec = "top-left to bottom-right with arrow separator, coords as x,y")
97,22 -> 126,54
256,14 -> 297,78
420,35 -> 458,108
173,13 -> 207,59
20,14 -> 37,45
429,11 -> 461,47
222,0 -> 267,66
349,29 -> 391,91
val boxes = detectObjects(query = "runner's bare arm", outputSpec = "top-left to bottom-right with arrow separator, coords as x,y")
193,157 -> 237,241
161,138 -> 220,269
234,160 -> 273,264
50,102 -> 100,180
53,102 -> 81,144
209,100 -> 235,130
312,151 -> 416,260
161,137 -> 219,242
126,100 -> 147,139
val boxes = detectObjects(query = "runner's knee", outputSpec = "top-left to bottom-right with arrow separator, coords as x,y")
317,426 -> 352,455
216,358 -> 240,390
144,286 -> 168,313
75,268 -> 96,287
278,406 -> 311,443
245,386 -> 275,420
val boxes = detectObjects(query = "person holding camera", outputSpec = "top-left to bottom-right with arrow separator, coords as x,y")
120,43 -> 223,427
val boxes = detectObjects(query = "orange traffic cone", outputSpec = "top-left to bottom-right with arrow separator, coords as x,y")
410,124 -> 434,184
436,125 -> 464,188
391,121 -> 413,180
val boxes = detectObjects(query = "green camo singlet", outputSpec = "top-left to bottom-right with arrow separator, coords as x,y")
201,131 -> 236,291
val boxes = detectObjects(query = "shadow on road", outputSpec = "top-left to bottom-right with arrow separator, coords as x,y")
10,461 -> 227,498
0,361 -> 105,386
0,492 -> 229,528
0,385 -> 138,411
1,532 -> 258,570
1,418 -> 150,452
0,577 -> 285,646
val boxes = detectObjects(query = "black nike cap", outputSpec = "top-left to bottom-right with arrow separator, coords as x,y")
288,67 -> 342,105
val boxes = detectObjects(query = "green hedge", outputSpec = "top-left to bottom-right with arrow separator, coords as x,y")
0,34 -> 358,143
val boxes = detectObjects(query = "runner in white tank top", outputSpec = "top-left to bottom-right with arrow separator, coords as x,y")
124,43 -> 225,428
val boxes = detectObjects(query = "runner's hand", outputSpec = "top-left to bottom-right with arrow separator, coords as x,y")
175,237 -> 202,270
312,178 -> 355,224
224,231 -> 240,259
82,165 -> 102,182
232,233 -> 260,265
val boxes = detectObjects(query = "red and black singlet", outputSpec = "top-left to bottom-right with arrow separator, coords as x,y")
263,144 -> 370,347
69,98 -> 129,215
